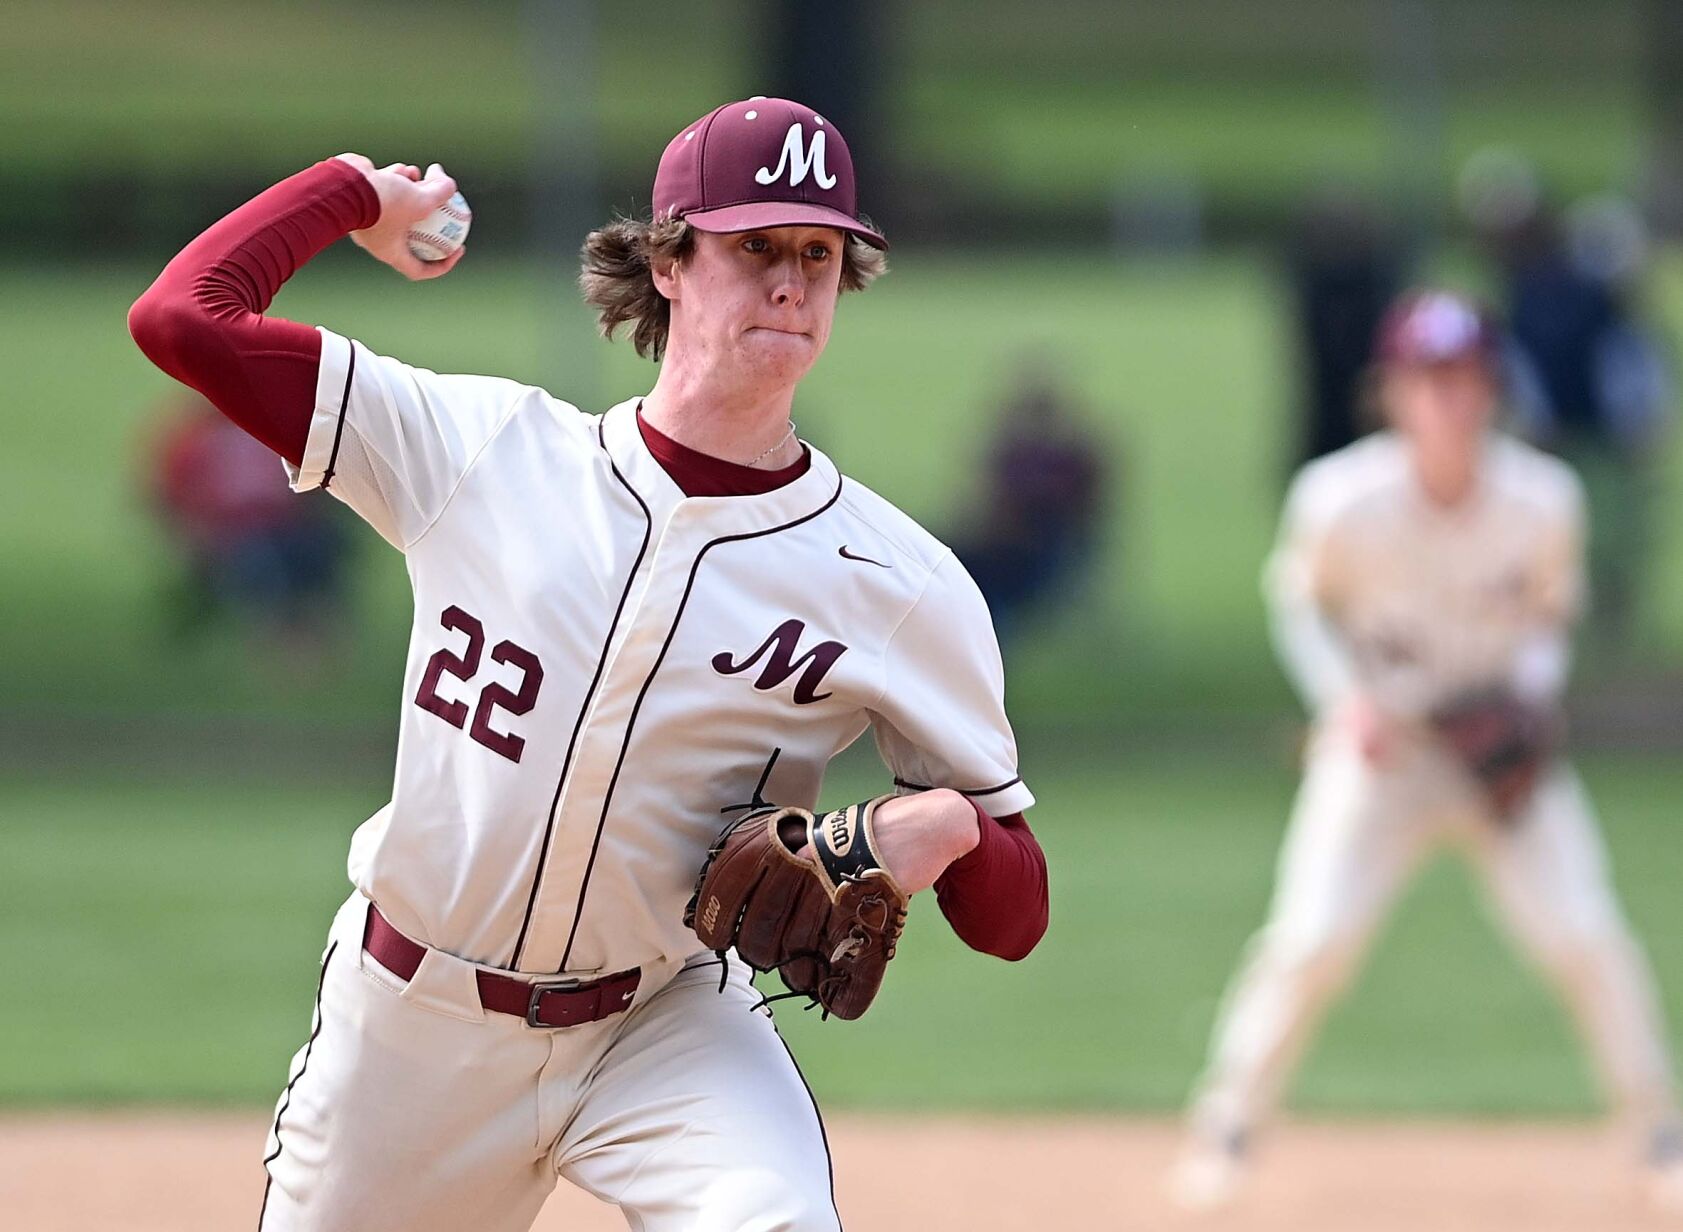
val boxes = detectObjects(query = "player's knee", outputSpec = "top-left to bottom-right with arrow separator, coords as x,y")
1264,922 -> 1363,989
1524,913 -> 1629,975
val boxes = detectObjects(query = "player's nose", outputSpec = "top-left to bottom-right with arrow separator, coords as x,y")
768,260 -> 805,308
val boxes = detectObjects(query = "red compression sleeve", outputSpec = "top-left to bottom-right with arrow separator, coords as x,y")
127,159 -> 381,466
933,804 -> 1049,961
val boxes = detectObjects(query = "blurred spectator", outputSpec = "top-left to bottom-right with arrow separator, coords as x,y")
147,392 -> 351,666
1285,191 -> 1403,466
1482,196 -> 1672,645
951,362 -> 1110,637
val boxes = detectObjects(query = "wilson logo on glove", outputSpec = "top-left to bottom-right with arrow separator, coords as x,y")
824,807 -> 858,857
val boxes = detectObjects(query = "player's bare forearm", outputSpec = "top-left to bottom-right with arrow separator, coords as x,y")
793,788 -> 976,895
869,789 -> 981,894
788,791 -> 1047,959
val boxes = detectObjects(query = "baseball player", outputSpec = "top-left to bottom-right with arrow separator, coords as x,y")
1172,290 -> 1683,1211
129,98 -> 1048,1231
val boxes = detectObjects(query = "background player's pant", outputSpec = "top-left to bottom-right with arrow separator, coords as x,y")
259,893 -> 841,1232
1188,732 -> 1678,1141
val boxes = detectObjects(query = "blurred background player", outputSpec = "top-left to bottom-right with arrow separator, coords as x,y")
949,358 -> 1110,639
1462,152 -> 1676,649
1172,290 -> 1683,1212
148,390 -> 351,670
1284,189 -> 1403,468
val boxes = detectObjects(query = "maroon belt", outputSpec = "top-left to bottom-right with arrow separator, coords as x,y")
362,904 -> 641,1028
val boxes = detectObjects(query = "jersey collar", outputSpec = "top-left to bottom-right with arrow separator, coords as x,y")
600,398 -> 841,535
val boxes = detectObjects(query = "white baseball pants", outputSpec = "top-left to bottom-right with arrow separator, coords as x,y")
1189,729 -> 1678,1141
259,893 -> 841,1232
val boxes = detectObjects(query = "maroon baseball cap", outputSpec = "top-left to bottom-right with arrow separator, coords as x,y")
1375,290 -> 1498,366
653,97 -> 887,249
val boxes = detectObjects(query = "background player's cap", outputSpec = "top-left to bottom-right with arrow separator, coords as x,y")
653,97 -> 888,249
1375,289 -> 1498,367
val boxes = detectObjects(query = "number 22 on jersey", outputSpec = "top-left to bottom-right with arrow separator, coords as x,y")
414,605 -> 544,763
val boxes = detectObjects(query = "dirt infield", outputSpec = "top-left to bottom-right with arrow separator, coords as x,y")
0,1112 -> 1675,1230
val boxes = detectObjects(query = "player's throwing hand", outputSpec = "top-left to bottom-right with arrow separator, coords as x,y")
334,154 -> 463,281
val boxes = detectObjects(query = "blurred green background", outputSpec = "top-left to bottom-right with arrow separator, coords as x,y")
6,0 -> 1683,1120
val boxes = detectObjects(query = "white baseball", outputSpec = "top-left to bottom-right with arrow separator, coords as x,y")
407,191 -> 472,262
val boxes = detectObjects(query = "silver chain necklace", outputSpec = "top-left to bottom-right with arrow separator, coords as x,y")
745,419 -> 797,468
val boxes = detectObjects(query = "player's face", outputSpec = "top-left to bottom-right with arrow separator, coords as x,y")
1384,355 -> 1497,457
665,225 -> 845,389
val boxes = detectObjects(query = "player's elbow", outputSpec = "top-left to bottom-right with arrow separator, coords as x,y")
993,892 -> 1049,962
967,870 -> 1049,962
128,286 -> 194,375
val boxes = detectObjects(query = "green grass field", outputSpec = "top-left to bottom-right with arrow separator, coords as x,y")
7,742 -> 1682,1115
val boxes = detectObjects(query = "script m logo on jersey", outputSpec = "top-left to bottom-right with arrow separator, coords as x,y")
711,618 -> 847,705
755,123 -> 838,190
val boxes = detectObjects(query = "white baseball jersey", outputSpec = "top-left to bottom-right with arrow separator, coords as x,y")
286,328 -> 1034,976
1267,430 -> 1585,719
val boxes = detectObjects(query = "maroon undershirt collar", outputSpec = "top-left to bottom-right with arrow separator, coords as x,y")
635,408 -> 810,498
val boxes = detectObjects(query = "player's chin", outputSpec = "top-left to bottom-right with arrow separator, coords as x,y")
742,328 -> 821,373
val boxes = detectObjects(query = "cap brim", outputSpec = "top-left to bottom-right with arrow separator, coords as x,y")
684,201 -> 887,250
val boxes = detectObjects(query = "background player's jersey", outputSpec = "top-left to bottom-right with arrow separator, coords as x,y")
1266,430 -> 1585,719
287,328 -> 1034,975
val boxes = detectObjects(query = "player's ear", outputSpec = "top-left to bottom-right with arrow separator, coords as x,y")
649,252 -> 681,302
649,235 -> 690,302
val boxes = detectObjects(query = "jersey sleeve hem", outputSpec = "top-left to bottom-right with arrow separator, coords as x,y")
893,774 -> 1035,815
285,327 -> 355,493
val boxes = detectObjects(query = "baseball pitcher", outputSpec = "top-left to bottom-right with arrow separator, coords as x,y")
1173,290 -> 1683,1212
130,98 -> 1048,1231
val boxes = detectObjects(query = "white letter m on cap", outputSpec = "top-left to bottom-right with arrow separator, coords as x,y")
755,123 -> 837,190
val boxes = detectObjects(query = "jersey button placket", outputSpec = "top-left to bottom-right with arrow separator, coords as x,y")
518,511 -> 703,973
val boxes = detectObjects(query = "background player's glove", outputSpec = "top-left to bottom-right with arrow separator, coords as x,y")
684,795 -> 908,1020
1428,688 -> 1562,821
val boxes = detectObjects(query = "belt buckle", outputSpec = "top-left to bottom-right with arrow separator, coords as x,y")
525,978 -> 586,1028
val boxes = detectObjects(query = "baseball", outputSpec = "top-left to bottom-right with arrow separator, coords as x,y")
407,191 -> 471,262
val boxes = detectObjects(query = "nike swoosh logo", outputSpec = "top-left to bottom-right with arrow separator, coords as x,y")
838,545 -> 891,568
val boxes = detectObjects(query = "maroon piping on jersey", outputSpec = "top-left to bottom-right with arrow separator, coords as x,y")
258,940 -> 337,1228
892,773 -> 1023,798
555,474 -> 846,972
319,344 -> 357,492
773,1021 -> 841,1225
507,420 -> 653,971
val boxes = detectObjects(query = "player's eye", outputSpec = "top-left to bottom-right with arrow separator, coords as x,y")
804,244 -> 832,262
742,236 -> 770,255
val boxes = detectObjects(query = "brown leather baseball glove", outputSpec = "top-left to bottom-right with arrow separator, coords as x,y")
684,794 -> 907,1020
1428,689 -> 1562,821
